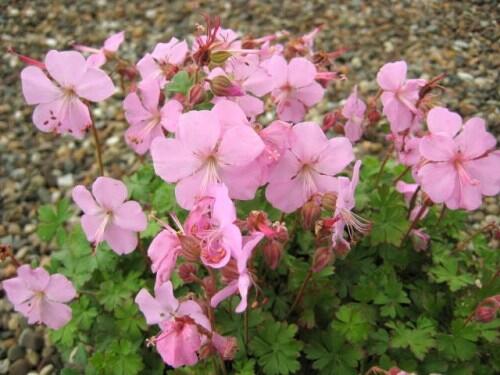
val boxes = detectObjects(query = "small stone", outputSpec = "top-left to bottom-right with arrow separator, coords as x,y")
7,346 -> 24,362
457,71 -> 473,82
0,359 -> 9,375
25,349 -> 39,366
40,365 -> 54,375
7,315 -> 22,331
8,359 -> 31,375
56,174 -> 74,188
19,329 -> 44,352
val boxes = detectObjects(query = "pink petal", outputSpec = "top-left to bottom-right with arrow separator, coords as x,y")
456,179 -> 482,211
178,301 -> 211,331
137,79 -> 160,113
345,119 -> 363,142
125,121 -> 164,155
136,54 -> 163,85
211,281 -> 238,308
155,281 -> 179,312
288,57 -> 317,88
267,55 -> 288,89
17,265 -> 50,291
267,150 -> 301,183
151,137 -> 202,183
315,137 -> 354,176
427,107 -> 462,137
175,168 -> 206,210
45,50 -> 87,87
123,92 -> 150,125
463,153 -> 500,196
148,230 -> 180,277
103,31 -> 125,52
160,99 -> 183,133
212,100 -> 249,131
233,95 -> 264,119
104,223 -> 138,255
456,118 -> 496,159
32,102 -> 60,133
293,81 -> 324,107
135,288 -> 170,325
218,125 -> 264,166
311,173 -> 339,194
382,95 -> 413,133
211,184 -> 236,225
21,66 -> 61,105
290,122 -> 329,162
81,213 -> 105,243
86,53 -> 106,68
376,60 -> 407,91
418,162 -> 457,203
221,225 -> 243,260
243,68 -> 273,97
419,134 -> 456,162
218,162 -> 262,200
2,276 -> 34,305
75,67 -> 115,102
113,201 -> 147,232
266,173 -> 310,213
40,299 -> 72,329
72,185 -> 100,215
277,98 -> 306,122
63,98 -> 92,139
238,232 -> 265,271
235,273 -> 251,313
44,274 -> 76,303
178,110 -> 221,154
92,177 -> 128,210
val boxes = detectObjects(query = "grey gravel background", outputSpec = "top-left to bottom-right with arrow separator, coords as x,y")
1,1 -> 499,373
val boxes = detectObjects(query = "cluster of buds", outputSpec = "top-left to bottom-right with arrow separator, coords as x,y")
474,295 -> 500,323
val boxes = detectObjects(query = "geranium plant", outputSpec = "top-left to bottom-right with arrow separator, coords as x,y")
2,17 -> 500,375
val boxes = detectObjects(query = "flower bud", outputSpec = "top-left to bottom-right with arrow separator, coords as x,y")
475,306 -> 496,323
322,112 -> 337,131
202,276 -> 217,297
188,83 -> 204,106
273,222 -> 289,243
312,247 -> 334,273
212,334 -> 238,360
263,240 -> 283,270
332,240 -> 351,258
178,235 -> 201,262
367,107 -> 381,126
333,122 -> 345,135
209,51 -> 232,67
209,76 -> 244,97
179,263 -> 198,283
247,210 -> 269,232
321,192 -> 337,211
301,197 -> 321,230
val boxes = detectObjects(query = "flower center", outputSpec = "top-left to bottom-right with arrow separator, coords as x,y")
298,163 -> 317,197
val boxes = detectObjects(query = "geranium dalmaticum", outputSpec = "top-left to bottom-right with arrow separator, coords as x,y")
376,60 -> 426,133
151,100 -> 265,209
266,122 -> 354,213
74,31 -> 125,68
417,107 -> 500,210
342,86 -> 366,143
137,37 -> 188,87
331,160 -> 371,251
72,177 -> 147,255
20,50 -> 115,138
266,56 -> 325,122
123,79 -> 182,154
2,265 -> 76,329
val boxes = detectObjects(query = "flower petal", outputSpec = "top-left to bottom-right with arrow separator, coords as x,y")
427,107 -> 462,137
2,276 -> 34,305
104,223 -> 138,255
419,134 -> 457,162
418,162 -> 457,203
17,265 -> 50,291
72,185 -> 100,215
21,66 -> 61,105
75,67 -> 115,102
113,201 -> 147,232
376,60 -> 407,91
45,50 -> 87,87
92,177 -> 128,209
212,100 -> 249,131
293,81 -> 324,107
267,55 -> 288,89
290,122 -> 329,162
288,57 -> 316,88
455,117 -> 496,159
315,137 -> 354,176
40,299 -> 72,329
44,274 -> 76,303
218,125 -> 264,166
178,110 -> 220,154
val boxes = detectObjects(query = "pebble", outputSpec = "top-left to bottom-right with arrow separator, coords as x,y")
0,359 -> 9,375
40,365 -> 54,375
19,329 -> 44,352
26,349 -> 39,366
8,359 -> 31,375
56,174 -> 74,188
7,346 -> 25,362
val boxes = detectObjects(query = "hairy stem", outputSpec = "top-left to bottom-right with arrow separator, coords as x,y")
89,111 -> 105,176
374,144 -> 394,187
401,202 -> 428,245
289,269 -> 313,315
407,185 -> 421,219
393,165 -> 411,184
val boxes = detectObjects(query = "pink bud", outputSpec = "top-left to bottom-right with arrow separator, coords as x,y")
209,76 -> 244,97
263,240 -> 283,270
179,263 -> 198,283
321,192 -> 338,211
475,306 -> 496,323
188,83 -> 204,106
301,197 -> 321,230
178,235 -> 201,262
312,247 -> 334,273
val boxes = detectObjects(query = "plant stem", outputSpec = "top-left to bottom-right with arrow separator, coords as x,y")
374,144 -> 394,187
437,205 -> 447,226
289,269 -> 313,315
401,202 -> 428,245
393,165 -> 411,184
244,309 -> 249,352
407,185 -> 421,219
0,244 -> 21,268
89,111 -> 105,176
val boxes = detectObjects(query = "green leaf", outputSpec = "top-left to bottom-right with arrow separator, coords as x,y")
140,221 -> 161,239
37,198 -> 72,243
429,257 -> 475,292
151,183 -> 176,214
166,71 -> 193,95
387,316 -> 436,360
114,300 -> 147,339
97,272 -> 144,311
233,359 -> 257,375
331,303 -> 375,343
90,339 -> 144,375
71,296 -> 98,330
249,320 -> 303,375
305,327 -> 363,375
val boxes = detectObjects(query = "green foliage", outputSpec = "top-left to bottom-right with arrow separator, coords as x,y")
332,303 -> 375,343
249,320 -> 303,375
166,71 -> 193,95
90,340 -> 144,375
37,198 -> 72,243
387,316 -> 437,360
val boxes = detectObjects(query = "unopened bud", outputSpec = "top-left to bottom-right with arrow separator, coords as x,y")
179,263 -> 198,283
321,192 -> 338,211
332,240 -> 351,258
312,247 -> 334,273
209,50 -> 232,67
247,210 -> 269,232
212,334 -> 238,360
178,235 -> 201,262
202,276 -> 216,297
367,107 -> 381,126
209,76 -> 244,97
188,83 -> 204,106
221,259 -> 239,282
322,112 -> 337,131
273,222 -> 289,243
475,306 -> 496,323
301,197 -> 321,230
263,240 -> 283,270
333,123 -> 345,135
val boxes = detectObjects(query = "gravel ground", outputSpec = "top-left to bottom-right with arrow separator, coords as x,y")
1,1 -> 499,373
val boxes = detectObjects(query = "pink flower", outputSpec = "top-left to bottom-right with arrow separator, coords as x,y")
211,232 -> 264,313
72,177 -> 147,254
147,229 -> 181,289
124,79 -> 182,155
2,265 -> 76,329
377,61 -> 426,133
342,86 -> 366,143
20,50 -> 115,138
390,133 -> 422,166
151,100 -> 265,209
267,56 -> 324,122
137,37 -> 188,87
256,120 -> 293,185
331,161 -> 370,251
135,281 -> 211,368
395,181 -> 428,220
266,122 -> 354,213
417,107 -> 500,210
74,31 -> 125,68
198,184 -> 241,269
